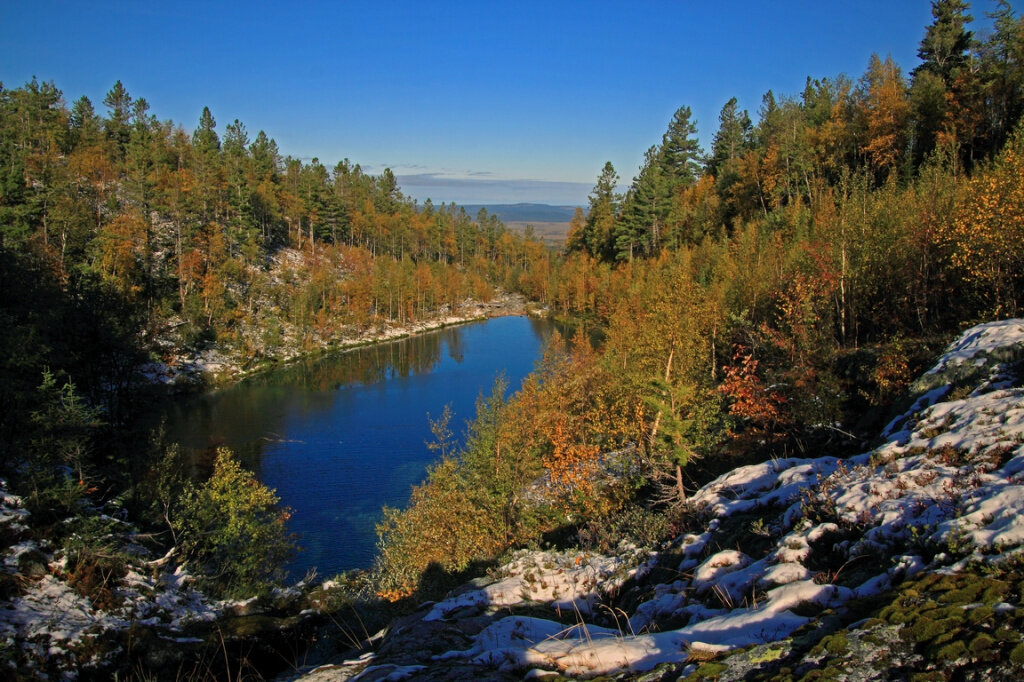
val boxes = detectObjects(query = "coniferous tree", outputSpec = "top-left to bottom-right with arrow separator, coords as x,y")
910,0 -> 976,167
977,1 -> 1024,156
583,161 -> 619,259
102,80 -> 132,161
660,105 -> 703,188
616,146 -> 667,259
707,97 -> 752,226
707,97 -> 752,178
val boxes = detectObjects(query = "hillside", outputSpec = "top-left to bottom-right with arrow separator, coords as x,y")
292,319 -> 1024,680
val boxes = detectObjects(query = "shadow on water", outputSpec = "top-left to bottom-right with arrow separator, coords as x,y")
157,316 -> 556,579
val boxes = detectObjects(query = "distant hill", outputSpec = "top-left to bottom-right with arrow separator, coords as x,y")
461,203 -> 579,224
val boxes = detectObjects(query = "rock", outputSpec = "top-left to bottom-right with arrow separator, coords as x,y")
16,549 -> 49,578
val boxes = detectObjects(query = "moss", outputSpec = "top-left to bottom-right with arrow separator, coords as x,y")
933,639 -> 967,662
1010,642 -> 1024,667
980,581 -> 1010,604
970,632 -> 996,656
693,661 -> 728,678
823,633 -> 849,655
861,632 -> 887,647
966,604 -> 994,624
921,574 -> 949,591
801,666 -> 841,680
881,604 -> 914,625
938,582 -> 983,603
902,616 -> 945,643
994,627 -> 1021,643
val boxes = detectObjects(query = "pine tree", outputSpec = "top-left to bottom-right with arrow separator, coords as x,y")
616,146 -> 667,259
707,97 -> 752,178
910,0 -> 976,167
583,161 -> 619,259
660,105 -> 703,187
102,80 -> 132,161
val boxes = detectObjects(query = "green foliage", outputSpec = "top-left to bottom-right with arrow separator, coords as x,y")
28,369 -> 103,486
173,447 -> 295,598
373,457 -> 507,600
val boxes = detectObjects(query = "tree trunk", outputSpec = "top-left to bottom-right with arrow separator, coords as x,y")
646,348 -> 674,451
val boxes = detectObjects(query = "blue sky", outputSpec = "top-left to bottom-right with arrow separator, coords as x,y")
1,1 -> 1015,206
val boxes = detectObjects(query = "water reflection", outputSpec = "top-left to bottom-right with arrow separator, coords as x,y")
160,316 -> 554,577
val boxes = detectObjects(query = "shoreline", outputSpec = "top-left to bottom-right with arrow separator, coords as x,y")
141,293 -> 544,390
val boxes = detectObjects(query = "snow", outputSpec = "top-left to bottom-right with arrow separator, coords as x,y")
0,481 -> 232,675
423,547 -> 650,621
439,615 -> 689,676
926,319 -> 1024,376
425,319 -> 1024,678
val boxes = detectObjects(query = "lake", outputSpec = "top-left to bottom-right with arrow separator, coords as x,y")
161,315 -> 556,579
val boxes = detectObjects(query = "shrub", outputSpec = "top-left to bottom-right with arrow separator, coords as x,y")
173,447 -> 296,598
373,457 -> 506,600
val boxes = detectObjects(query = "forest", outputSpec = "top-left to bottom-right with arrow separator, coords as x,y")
2,0 -> 1024,678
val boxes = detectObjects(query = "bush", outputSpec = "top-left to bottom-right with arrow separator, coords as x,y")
578,505 -> 670,553
173,448 -> 296,598
373,458 -> 506,600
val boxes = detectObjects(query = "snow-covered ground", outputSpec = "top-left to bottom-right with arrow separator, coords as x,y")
0,487 -> 230,677
326,319 -> 1024,679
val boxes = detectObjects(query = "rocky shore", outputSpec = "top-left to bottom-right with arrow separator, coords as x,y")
140,292 -> 537,389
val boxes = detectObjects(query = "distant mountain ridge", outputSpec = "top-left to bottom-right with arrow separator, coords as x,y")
460,203 -> 578,224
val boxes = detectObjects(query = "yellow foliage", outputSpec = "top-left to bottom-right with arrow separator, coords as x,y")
942,133 -> 1024,314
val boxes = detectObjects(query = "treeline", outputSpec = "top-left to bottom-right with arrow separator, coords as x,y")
0,77 -> 551,349
570,0 -> 1023,264
375,0 -> 1024,596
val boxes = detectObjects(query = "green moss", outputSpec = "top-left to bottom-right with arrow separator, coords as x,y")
693,661 -> 728,678
994,627 -> 1021,643
933,640 -> 967,662
926,574 -> 957,592
909,673 -> 946,682
903,617 -> 945,643
938,583 -> 982,604
980,581 -> 1009,604
862,632 -> 887,647
1010,642 -> 1024,667
801,666 -> 841,680
970,626 -> 995,655
932,629 -> 960,647
966,605 -> 994,624
823,633 -> 849,655
882,606 -> 914,625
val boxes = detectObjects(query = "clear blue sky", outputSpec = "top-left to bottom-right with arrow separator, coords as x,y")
1,1 -> 1015,206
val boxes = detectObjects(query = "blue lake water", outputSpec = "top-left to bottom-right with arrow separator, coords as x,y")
162,316 -> 555,579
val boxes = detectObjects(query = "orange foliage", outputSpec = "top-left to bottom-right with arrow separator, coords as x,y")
542,415 -> 602,502
718,346 -> 788,430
